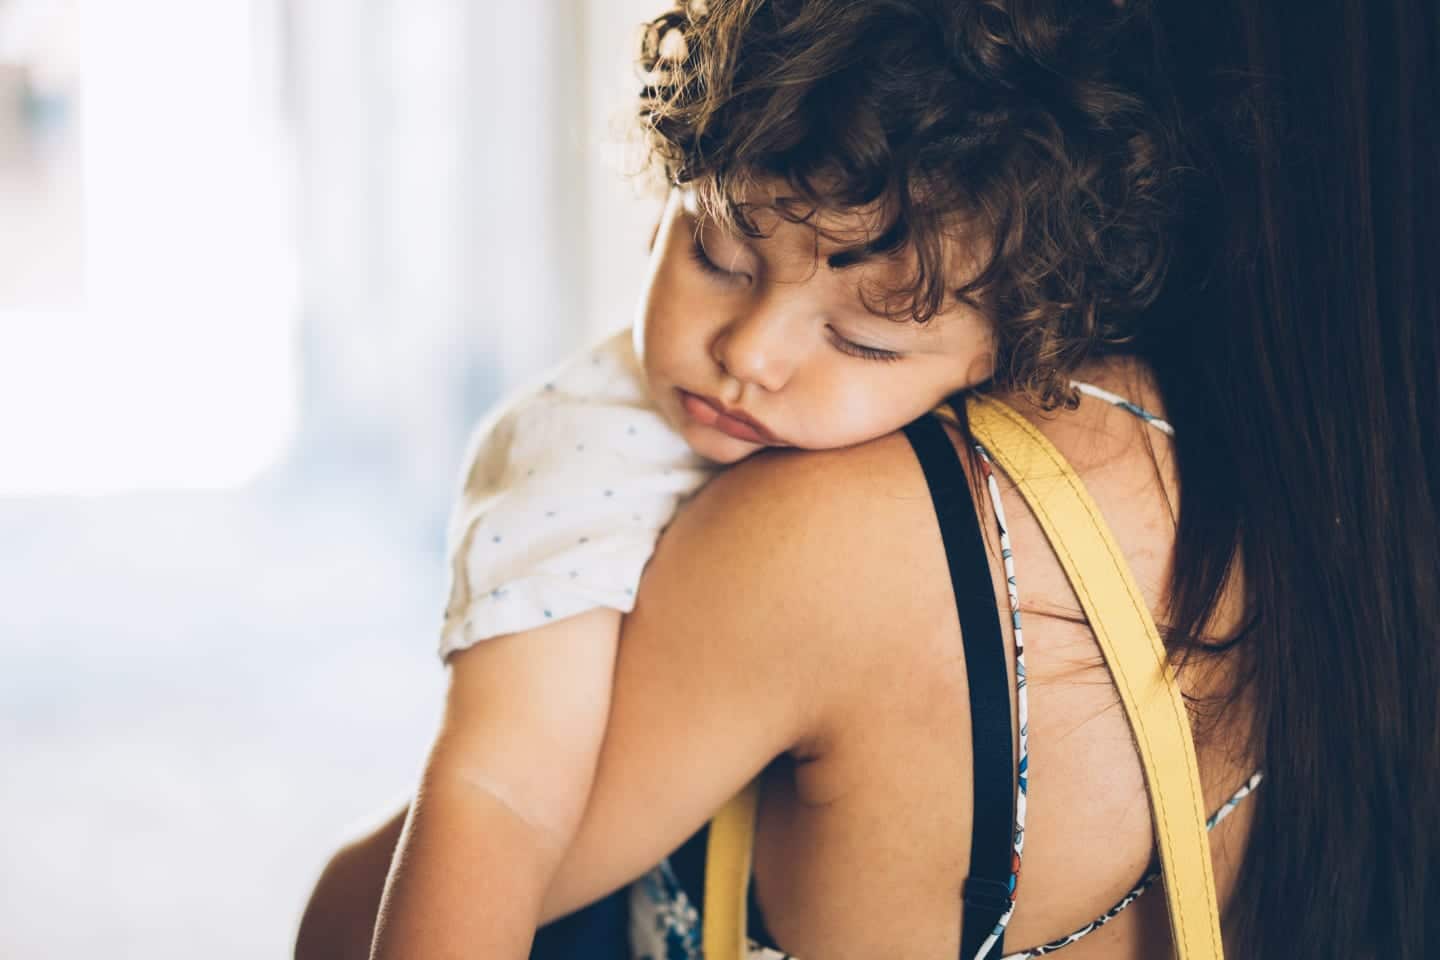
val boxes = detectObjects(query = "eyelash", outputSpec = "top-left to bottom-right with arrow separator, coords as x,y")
828,329 -> 904,364
689,236 -> 744,282
690,235 -> 903,364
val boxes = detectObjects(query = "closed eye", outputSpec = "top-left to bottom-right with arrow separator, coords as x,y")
827,327 -> 903,363
689,234 -> 750,285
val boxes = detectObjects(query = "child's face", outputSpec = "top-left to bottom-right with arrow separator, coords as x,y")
635,188 -> 997,464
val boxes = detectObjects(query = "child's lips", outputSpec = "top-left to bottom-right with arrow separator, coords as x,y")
677,389 -> 780,445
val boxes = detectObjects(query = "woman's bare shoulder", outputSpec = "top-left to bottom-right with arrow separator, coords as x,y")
691,429 -> 942,543
651,429 -> 964,696
683,429 -> 949,575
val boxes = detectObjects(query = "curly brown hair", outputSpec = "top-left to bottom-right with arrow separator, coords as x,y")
636,0 -> 1181,408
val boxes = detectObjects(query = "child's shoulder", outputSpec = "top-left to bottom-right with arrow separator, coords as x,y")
452,325 -> 704,500
459,329 -> 648,442
511,326 -> 649,410
462,327 -> 661,456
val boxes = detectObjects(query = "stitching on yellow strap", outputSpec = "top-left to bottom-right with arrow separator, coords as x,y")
967,395 -> 1221,960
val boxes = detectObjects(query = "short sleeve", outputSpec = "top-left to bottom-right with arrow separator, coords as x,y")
438,328 -> 715,660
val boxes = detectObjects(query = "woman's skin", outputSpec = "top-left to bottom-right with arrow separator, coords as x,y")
297,350 -> 1258,958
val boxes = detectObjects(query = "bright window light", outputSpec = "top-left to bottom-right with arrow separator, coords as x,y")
0,0 -> 297,496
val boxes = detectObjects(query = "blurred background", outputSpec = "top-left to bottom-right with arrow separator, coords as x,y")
0,0 -> 664,954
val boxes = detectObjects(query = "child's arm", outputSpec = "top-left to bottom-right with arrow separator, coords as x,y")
361,329 -> 710,958
370,608 -> 620,960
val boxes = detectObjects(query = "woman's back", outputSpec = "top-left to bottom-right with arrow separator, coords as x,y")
744,356 -> 1257,958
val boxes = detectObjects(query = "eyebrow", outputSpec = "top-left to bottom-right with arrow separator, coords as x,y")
692,203 -> 903,272
698,210 -> 934,319
819,219 -> 943,323
821,220 -> 907,271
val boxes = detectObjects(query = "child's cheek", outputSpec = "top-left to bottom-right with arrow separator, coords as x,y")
635,306 -> 676,380
829,369 -> 952,447
815,381 -> 896,447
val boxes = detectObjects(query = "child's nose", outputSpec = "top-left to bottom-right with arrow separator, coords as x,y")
710,308 -> 804,392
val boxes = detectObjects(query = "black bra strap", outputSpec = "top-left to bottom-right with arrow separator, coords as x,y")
902,413 -> 1013,960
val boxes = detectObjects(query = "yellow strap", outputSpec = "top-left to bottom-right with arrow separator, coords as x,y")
702,780 -> 759,959
703,397 -> 1223,960
966,393 -> 1223,960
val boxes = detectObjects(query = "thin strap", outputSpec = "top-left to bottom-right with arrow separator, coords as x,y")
966,394 -> 1224,960
1069,380 -> 1175,436
902,414 -> 1015,960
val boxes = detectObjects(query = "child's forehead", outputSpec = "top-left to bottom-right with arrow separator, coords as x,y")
681,183 -> 891,249
680,183 -> 979,298
681,189 -> 910,281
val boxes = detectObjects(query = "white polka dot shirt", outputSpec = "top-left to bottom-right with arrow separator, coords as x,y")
439,328 -> 715,660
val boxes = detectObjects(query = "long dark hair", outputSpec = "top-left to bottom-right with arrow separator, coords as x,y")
1143,1 -> 1440,955
637,1 -> 1440,955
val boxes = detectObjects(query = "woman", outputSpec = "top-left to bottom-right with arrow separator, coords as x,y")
296,1 -> 1438,957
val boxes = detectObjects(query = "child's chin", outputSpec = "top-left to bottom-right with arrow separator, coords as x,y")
684,426 -> 763,465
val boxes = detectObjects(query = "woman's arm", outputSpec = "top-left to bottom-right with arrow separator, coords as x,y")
295,431 -> 943,955
537,432 -> 943,921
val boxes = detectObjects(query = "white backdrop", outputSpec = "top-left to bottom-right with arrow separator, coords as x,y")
0,1 -> 667,955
